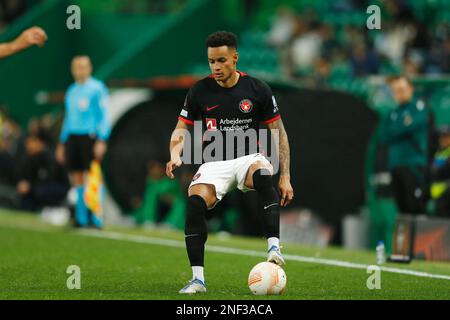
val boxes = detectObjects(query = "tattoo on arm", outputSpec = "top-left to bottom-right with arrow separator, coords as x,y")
268,119 -> 290,177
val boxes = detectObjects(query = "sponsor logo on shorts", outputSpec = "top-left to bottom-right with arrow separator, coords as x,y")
239,99 -> 253,113
192,173 -> 201,181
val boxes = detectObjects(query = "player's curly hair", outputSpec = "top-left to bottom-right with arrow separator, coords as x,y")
205,31 -> 238,49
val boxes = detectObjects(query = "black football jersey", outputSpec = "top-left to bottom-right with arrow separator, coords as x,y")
178,71 -> 281,161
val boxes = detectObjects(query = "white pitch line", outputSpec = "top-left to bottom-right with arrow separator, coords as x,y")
77,229 -> 450,281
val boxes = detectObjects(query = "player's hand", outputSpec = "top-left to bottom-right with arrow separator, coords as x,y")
93,140 -> 107,161
16,26 -> 48,49
55,144 -> 65,165
278,175 -> 294,207
166,157 -> 182,179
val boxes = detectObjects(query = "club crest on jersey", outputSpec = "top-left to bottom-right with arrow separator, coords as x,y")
239,99 -> 253,113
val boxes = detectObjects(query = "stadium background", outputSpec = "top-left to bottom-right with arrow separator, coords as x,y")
0,0 -> 449,258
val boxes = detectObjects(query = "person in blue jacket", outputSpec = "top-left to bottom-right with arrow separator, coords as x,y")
56,55 -> 111,228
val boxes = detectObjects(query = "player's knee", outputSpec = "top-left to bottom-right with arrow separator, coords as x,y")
252,169 -> 279,203
188,184 -> 217,209
252,168 -> 274,190
249,161 -> 273,175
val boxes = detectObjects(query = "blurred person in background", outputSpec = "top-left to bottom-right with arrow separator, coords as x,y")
267,6 -> 296,49
0,0 -> 27,30
56,55 -> 111,228
0,110 -> 21,207
133,159 -> 186,229
16,132 -> 69,211
0,26 -> 47,58
27,117 -> 53,147
267,6 -> 297,80
379,75 -> 429,214
429,126 -> 450,217
289,19 -> 322,76
349,42 -> 379,76
0,138 -> 17,207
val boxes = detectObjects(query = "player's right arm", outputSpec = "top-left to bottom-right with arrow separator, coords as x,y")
166,119 -> 189,179
167,87 -> 199,179
0,26 -> 47,59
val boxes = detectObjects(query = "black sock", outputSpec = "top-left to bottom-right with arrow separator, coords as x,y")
252,169 -> 280,239
185,195 -> 208,267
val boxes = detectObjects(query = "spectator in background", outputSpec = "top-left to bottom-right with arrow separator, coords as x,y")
267,6 -> 297,80
374,22 -> 413,66
312,57 -> 331,87
350,42 -> 379,76
0,138 -> 17,207
17,132 -> 69,211
430,126 -> 450,217
27,117 -> 53,147
427,37 -> 450,74
0,108 -> 22,156
267,6 -> 296,49
0,0 -> 27,31
319,24 -> 340,60
402,54 -> 421,77
289,19 -> 322,76
133,159 -> 186,229
0,0 -> 27,25
379,75 -> 429,214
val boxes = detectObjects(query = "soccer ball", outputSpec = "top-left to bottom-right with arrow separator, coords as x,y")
248,262 -> 287,295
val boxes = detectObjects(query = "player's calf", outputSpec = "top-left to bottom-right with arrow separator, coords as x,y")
252,168 -> 285,265
184,195 -> 208,282
252,168 -> 280,238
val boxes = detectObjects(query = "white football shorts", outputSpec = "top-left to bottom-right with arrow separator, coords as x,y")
189,153 -> 272,206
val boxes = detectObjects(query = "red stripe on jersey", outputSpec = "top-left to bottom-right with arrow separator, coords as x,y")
262,115 -> 281,124
178,116 -> 194,125
208,71 -> 248,78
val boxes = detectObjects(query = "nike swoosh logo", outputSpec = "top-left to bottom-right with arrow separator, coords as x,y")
206,105 -> 220,112
185,234 -> 199,238
263,203 -> 278,210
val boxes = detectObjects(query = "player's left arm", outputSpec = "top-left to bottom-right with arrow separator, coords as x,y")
267,118 -> 294,207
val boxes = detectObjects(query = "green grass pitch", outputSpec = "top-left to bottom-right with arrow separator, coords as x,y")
0,209 -> 449,300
